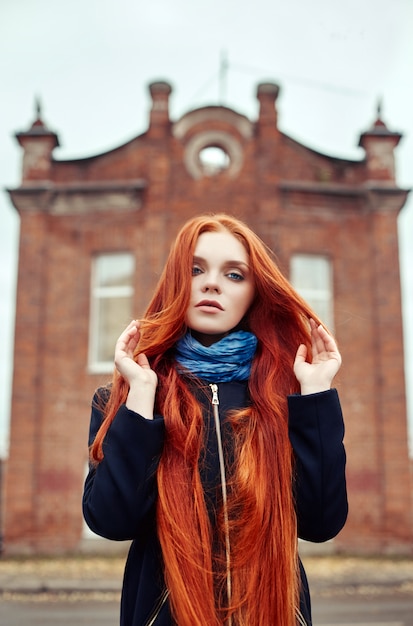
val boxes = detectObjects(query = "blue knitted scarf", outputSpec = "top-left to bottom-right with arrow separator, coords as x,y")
175,331 -> 258,383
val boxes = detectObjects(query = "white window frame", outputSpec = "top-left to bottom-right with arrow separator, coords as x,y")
88,252 -> 135,373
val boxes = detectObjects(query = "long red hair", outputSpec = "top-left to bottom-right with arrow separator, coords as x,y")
91,214 -> 322,625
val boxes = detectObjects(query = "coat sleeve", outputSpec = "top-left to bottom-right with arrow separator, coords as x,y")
82,391 -> 165,541
288,388 -> 348,543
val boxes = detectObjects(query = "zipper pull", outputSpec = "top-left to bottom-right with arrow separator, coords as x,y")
210,383 -> 219,405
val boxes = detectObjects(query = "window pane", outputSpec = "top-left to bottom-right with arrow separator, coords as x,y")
95,254 -> 134,288
290,254 -> 333,329
291,255 -> 330,291
89,253 -> 135,371
95,295 -> 133,363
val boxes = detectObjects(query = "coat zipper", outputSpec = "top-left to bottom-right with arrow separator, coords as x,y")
144,587 -> 170,626
210,383 -> 232,626
296,608 -> 308,626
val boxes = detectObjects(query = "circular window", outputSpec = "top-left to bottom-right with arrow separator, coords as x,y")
199,146 -> 230,176
183,131 -> 244,180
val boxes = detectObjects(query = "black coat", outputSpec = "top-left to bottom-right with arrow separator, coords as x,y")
83,382 -> 347,626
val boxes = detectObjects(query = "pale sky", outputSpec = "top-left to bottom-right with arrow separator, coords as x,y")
1,0 -> 412,457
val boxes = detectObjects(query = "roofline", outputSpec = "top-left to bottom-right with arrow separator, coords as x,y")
280,131 -> 364,165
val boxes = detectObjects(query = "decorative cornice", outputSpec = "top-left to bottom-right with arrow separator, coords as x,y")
7,179 -> 147,215
278,180 -> 410,197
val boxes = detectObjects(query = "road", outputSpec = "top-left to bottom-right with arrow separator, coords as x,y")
1,590 -> 413,625
313,592 -> 413,625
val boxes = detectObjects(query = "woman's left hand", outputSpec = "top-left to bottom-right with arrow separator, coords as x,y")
294,319 -> 342,395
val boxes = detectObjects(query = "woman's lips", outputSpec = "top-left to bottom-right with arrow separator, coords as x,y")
195,300 -> 224,310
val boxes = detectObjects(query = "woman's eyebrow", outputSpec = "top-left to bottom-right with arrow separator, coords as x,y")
192,256 -> 249,270
224,260 -> 250,271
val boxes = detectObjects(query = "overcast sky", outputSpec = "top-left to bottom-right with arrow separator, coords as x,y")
1,0 -> 412,457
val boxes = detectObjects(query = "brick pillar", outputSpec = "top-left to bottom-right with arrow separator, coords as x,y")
254,82 -> 281,241
144,81 -> 174,275
148,81 -> 172,138
3,206 -> 50,552
339,110 -> 413,552
256,82 -> 280,131
368,190 -> 413,549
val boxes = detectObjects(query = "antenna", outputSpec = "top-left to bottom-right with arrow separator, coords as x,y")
35,96 -> 42,120
376,97 -> 383,119
219,50 -> 228,104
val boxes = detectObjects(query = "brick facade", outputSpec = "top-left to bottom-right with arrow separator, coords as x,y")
4,80 -> 412,554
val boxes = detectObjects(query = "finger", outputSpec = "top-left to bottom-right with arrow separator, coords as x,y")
294,343 -> 307,365
121,319 -> 138,335
310,323 -> 325,356
317,324 -> 339,353
136,353 -> 151,369
311,322 -> 336,355
118,321 -> 140,345
115,328 -> 141,362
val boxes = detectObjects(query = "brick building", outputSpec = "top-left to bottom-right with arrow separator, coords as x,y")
4,80 -> 412,554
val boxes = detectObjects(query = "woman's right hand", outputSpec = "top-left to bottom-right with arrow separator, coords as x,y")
114,320 -> 158,420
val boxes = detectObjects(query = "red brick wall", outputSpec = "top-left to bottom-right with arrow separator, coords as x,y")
4,81 -> 412,554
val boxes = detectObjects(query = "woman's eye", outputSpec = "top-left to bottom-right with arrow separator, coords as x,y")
227,271 -> 244,281
192,266 -> 202,276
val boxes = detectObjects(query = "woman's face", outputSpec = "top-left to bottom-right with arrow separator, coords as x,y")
185,230 -> 255,346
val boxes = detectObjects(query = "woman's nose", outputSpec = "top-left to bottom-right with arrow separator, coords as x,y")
202,274 -> 221,293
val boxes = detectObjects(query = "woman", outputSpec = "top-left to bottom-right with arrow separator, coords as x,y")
83,213 -> 347,626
